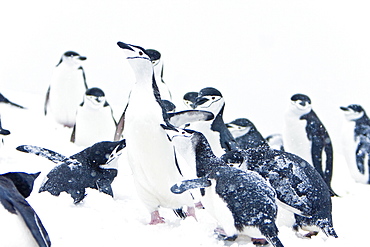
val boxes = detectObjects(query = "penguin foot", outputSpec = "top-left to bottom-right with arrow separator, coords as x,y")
251,238 -> 269,246
303,231 -> 319,238
195,201 -> 204,209
149,210 -> 165,225
186,206 -> 197,221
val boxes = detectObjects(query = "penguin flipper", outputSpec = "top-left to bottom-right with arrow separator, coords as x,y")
0,177 -> 51,247
44,87 -> 50,115
171,177 -> 211,194
114,103 -> 128,141
16,145 -> 74,165
70,125 -> 76,143
168,110 -> 214,127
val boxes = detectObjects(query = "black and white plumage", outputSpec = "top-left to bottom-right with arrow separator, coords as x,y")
16,140 -> 126,203
0,172 -> 51,247
44,51 -> 88,127
163,126 -> 283,246
0,92 -> 25,109
145,49 -> 172,100
226,118 -> 267,149
221,144 -> 338,239
71,87 -> 117,147
265,134 -> 285,151
340,104 -> 370,183
115,42 -> 214,224
283,93 -> 336,196
183,91 -> 198,109
188,87 -> 238,156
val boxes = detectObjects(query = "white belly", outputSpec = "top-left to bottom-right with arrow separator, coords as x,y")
124,86 -> 193,211
48,66 -> 86,127
74,106 -> 116,147
283,113 -> 312,164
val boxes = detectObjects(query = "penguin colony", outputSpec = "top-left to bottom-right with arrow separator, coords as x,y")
3,40 -> 369,246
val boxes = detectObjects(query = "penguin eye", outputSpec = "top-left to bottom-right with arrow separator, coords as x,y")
139,51 -> 143,56
212,97 -> 215,100
238,127 -> 242,129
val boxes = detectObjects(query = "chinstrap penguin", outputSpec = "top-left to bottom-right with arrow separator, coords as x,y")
183,91 -> 198,109
163,126 -> 283,247
283,93 -> 336,196
221,144 -> 338,239
16,140 -> 126,203
0,172 -> 51,247
340,104 -> 370,183
115,42 -> 213,224
187,87 -> 239,156
226,118 -> 267,149
44,51 -> 88,127
71,87 -> 117,147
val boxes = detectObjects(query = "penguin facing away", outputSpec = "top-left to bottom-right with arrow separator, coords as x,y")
0,172 -> 51,247
283,93 -> 336,196
162,126 -> 283,247
188,87 -> 239,156
145,49 -> 172,100
116,42 -> 214,224
44,51 -> 88,127
340,104 -> 370,183
71,87 -> 117,147
221,144 -> 338,239
16,140 -> 126,203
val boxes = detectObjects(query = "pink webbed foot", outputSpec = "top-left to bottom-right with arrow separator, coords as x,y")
149,210 -> 165,225
187,206 -> 197,221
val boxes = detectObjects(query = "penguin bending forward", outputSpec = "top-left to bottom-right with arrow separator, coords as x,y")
16,140 -> 126,203
162,126 -> 284,246
44,51 -> 88,127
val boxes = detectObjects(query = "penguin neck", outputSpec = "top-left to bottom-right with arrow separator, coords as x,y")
132,62 -> 154,85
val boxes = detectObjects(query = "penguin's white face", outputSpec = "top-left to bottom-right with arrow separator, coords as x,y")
61,53 -> 86,68
85,95 -> 106,109
289,99 -> 312,116
342,108 -> 364,121
227,124 -> 251,138
194,96 -> 224,115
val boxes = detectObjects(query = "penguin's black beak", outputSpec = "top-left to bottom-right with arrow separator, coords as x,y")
225,123 -> 232,128
117,42 -> 134,51
340,106 -> 349,111
79,56 -> 87,61
192,97 -> 208,109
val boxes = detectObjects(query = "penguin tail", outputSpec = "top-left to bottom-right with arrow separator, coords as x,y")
317,219 -> 338,238
259,222 -> 284,247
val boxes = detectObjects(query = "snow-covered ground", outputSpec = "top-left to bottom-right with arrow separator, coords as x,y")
1,1 -> 370,246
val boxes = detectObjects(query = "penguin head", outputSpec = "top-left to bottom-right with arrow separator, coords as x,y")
85,140 -> 126,168
160,124 -> 193,141
183,92 -> 198,109
289,93 -> 312,115
57,51 -> 86,67
340,104 -> 365,121
226,118 -> 255,138
84,87 -> 106,109
117,42 -> 152,73
192,87 -> 225,115
161,99 -> 176,113
145,49 -> 162,67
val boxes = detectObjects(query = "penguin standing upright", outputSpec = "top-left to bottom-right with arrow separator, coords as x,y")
163,126 -> 283,247
71,87 -> 117,147
283,94 -> 336,195
340,104 -> 370,184
145,49 -> 172,101
44,51 -> 88,127
116,42 -> 197,224
187,87 -> 238,156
